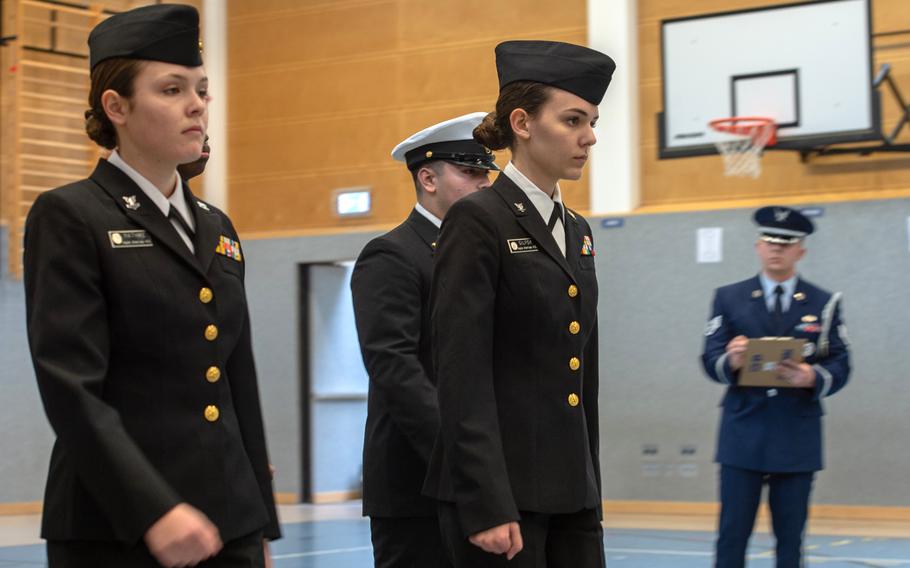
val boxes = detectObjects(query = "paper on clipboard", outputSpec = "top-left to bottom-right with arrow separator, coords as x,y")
739,337 -> 806,387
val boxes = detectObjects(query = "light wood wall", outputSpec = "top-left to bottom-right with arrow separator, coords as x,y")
1,1 -> 13,232
639,0 -> 910,208
226,0 -> 588,234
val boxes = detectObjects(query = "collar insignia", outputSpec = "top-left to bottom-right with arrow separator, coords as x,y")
122,195 -> 140,210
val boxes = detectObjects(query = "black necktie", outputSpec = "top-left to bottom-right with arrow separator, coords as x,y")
168,207 -> 195,237
547,201 -> 563,231
773,284 -> 784,335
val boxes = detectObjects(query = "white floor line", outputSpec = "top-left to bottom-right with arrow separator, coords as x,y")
272,545 -> 910,565
272,545 -> 373,559
603,546 -> 910,565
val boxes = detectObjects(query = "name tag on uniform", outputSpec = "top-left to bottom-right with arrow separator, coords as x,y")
507,238 -> 538,254
108,230 -> 153,248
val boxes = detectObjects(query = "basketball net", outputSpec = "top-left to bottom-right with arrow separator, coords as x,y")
709,117 -> 777,178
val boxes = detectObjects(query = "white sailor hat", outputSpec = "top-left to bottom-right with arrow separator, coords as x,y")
753,206 -> 815,244
391,112 -> 499,172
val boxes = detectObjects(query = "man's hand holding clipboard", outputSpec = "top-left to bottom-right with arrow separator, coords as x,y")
725,335 -> 817,388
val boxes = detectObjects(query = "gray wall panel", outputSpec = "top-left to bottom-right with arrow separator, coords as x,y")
595,200 -> 910,505
0,276 -> 55,503
3,197 -> 909,507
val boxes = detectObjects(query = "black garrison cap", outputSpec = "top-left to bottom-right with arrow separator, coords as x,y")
89,4 -> 203,70
753,206 -> 815,244
495,40 -> 616,105
391,112 -> 499,172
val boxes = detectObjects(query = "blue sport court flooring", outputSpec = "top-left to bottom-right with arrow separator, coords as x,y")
1,519 -> 909,567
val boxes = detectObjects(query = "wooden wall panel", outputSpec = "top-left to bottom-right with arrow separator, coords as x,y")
872,0 -> 910,32
398,0 -> 585,46
228,2 -> 398,72
1,0 -> 12,229
232,114 -> 402,182
230,59 -> 401,125
639,0 -> 910,208
227,0 -> 589,234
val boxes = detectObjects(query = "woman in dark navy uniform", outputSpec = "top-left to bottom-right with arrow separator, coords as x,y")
423,41 -> 615,567
23,5 -> 279,567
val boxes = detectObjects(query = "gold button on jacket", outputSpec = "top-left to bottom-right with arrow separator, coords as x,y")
204,405 -> 220,422
206,366 -> 221,383
569,357 -> 580,371
568,321 -> 581,335
568,393 -> 580,407
199,287 -> 213,303
567,284 -> 579,298
204,324 -> 218,341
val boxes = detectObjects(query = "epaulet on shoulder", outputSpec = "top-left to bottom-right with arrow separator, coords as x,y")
718,278 -> 753,295
800,279 -> 832,299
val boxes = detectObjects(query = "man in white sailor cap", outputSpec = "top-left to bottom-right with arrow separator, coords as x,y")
350,113 -> 498,568
701,206 -> 851,568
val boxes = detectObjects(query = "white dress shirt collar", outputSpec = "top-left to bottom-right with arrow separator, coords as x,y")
759,272 -> 798,313
107,150 -> 196,250
502,162 -> 564,225
502,162 -> 566,256
414,202 -> 442,229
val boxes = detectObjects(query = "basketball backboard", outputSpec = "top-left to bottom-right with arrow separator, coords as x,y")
658,0 -> 877,159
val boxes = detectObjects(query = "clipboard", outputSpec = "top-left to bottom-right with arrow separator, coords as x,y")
739,337 -> 806,388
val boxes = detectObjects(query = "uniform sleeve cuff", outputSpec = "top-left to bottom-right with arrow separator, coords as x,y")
716,353 -> 732,385
457,499 -> 521,538
813,364 -> 833,399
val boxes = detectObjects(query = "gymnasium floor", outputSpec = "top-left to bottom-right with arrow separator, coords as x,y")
1,503 -> 908,567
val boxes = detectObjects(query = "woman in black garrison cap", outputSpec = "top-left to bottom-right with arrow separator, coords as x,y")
423,40 -> 615,567
23,4 -> 279,567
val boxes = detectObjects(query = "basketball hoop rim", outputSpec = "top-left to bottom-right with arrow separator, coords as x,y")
709,116 -> 778,146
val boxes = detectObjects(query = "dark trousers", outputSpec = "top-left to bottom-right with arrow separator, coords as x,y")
370,515 -> 451,568
438,503 -> 605,568
47,530 -> 264,568
716,465 -> 814,568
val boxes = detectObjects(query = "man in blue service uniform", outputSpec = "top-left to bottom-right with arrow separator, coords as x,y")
351,113 -> 497,568
702,206 -> 851,568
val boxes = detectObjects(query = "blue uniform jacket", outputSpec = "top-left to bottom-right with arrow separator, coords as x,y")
701,275 -> 850,473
